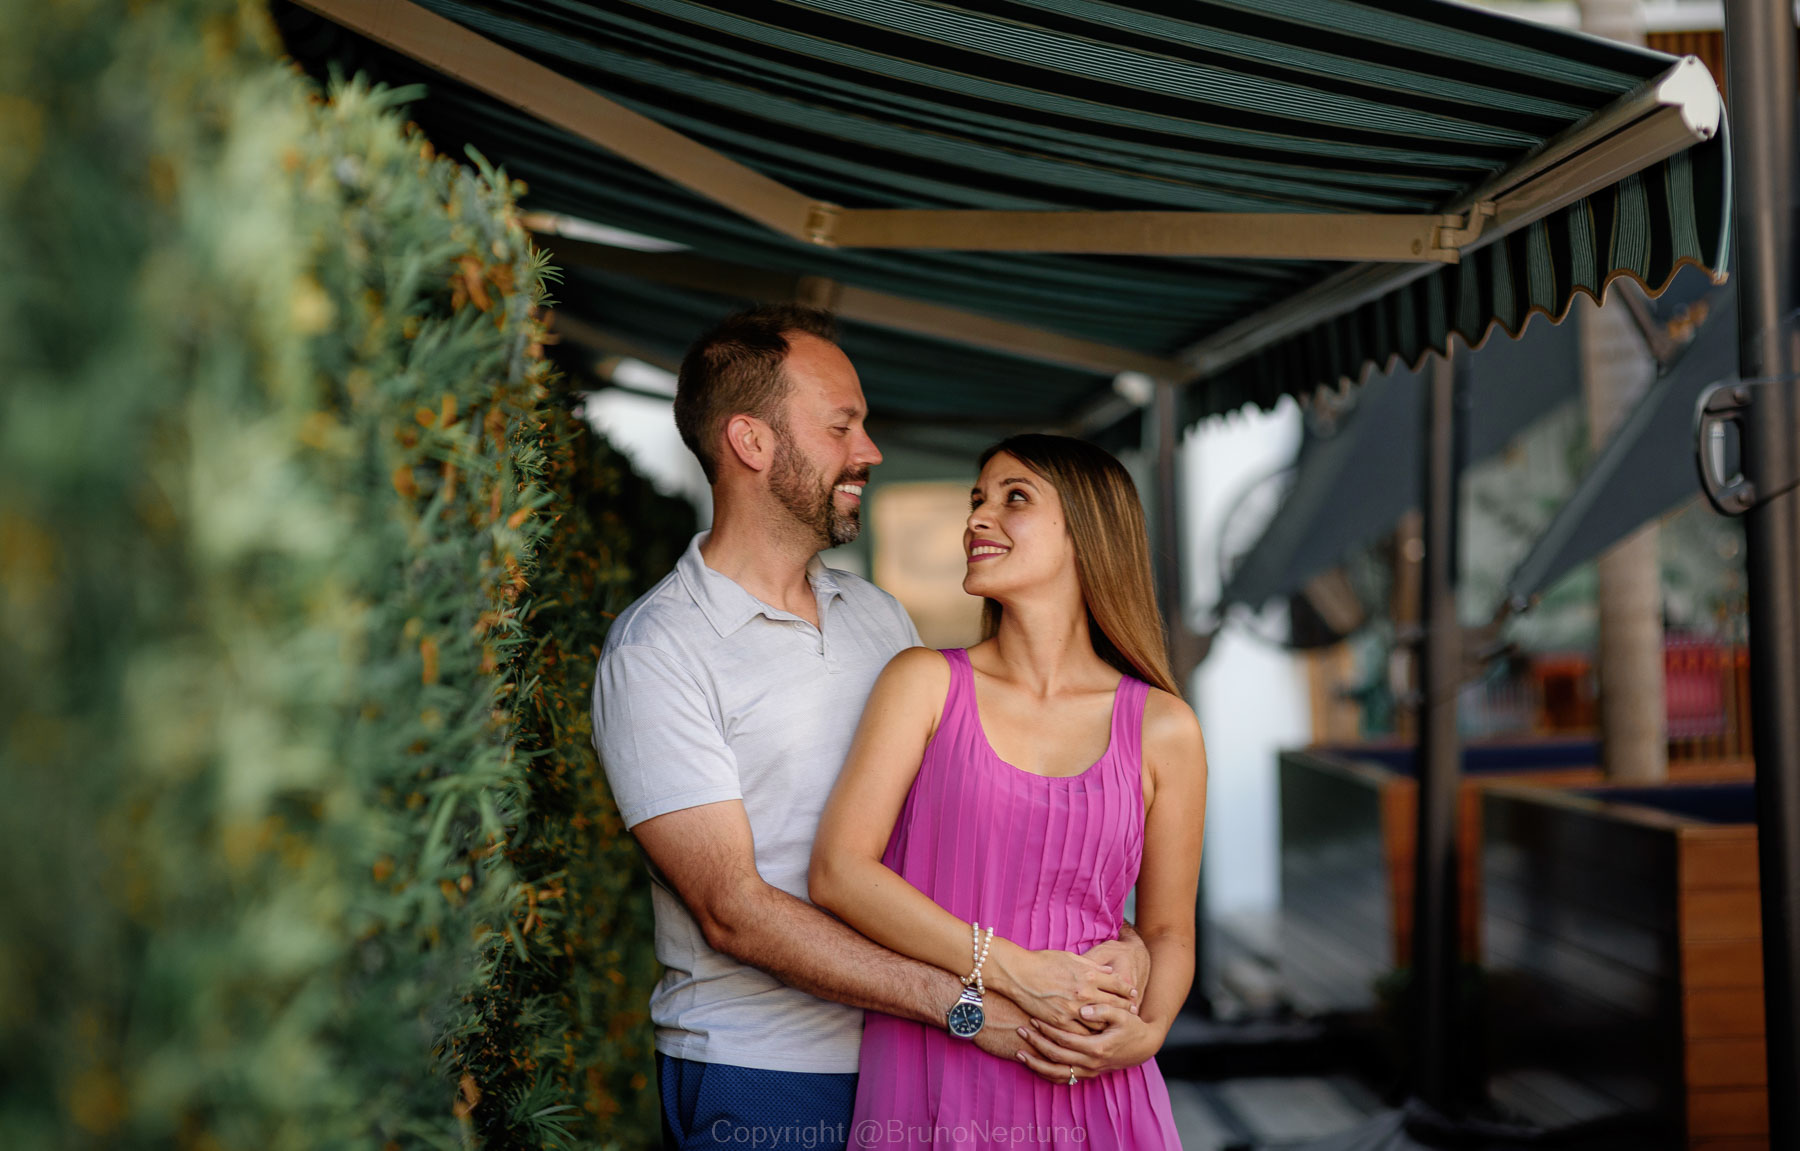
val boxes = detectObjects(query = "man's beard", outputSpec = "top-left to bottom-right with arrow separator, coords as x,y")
770,433 -> 865,548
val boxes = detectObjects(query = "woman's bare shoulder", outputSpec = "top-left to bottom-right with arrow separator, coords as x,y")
1142,687 -> 1205,765
877,645 -> 954,696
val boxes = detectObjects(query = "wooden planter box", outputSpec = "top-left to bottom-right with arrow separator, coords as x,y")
1278,741 -> 1596,1014
1278,743 -> 1751,1016
1481,782 -> 1765,1149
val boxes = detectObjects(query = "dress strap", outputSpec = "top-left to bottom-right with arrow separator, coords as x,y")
1109,674 -> 1152,771
938,648 -> 977,726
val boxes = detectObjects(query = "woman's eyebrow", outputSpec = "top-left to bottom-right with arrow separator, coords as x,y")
972,476 -> 1038,497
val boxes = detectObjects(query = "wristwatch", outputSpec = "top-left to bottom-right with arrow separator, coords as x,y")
946,985 -> 986,1038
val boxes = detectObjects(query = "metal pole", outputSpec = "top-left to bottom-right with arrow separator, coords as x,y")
1723,2 -> 1800,1141
1410,349 -> 1467,1110
1151,379 -> 1199,688
1151,378 -> 1210,1015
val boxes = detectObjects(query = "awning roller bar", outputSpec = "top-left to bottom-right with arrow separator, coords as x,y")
1448,55 -> 1722,254
295,0 -> 1718,265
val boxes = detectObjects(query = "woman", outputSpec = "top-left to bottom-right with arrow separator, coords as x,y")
810,434 -> 1206,1149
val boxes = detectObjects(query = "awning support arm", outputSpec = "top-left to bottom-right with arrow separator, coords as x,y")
531,229 -> 1182,379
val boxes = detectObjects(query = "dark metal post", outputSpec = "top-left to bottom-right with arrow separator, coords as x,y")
1151,377 -> 1210,1014
1723,2 -> 1800,1141
1152,379 -> 1200,689
1411,349 -> 1467,1110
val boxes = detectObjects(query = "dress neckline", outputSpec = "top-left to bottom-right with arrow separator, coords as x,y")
962,651 -> 1126,782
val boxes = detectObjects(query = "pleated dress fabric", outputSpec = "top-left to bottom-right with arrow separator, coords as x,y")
849,648 -> 1182,1150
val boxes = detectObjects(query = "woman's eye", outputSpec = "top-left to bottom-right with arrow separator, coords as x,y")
1007,489 -> 1027,502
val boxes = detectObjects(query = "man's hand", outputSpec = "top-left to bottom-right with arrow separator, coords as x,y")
970,992 -> 1031,1061
1082,933 -> 1149,1016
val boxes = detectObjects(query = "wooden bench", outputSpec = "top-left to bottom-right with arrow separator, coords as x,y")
1481,782 -> 1765,1149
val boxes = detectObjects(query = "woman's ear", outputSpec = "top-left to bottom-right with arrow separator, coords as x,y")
725,413 -> 774,472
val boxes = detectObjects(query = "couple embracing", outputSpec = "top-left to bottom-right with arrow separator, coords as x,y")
592,306 -> 1207,1150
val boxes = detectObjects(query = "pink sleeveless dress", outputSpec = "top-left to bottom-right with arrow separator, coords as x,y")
849,648 -> 1182,1150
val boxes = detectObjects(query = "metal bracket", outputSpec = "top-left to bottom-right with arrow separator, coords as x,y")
1434,201 -> 1497,251
1695,375 -> 1800,515
804,201 -> 842,247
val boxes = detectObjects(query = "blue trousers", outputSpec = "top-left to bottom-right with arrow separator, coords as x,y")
658,1053 -> 858,1151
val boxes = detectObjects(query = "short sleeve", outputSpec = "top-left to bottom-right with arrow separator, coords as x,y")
592,643 -> 742,829
891,595 -> 923,649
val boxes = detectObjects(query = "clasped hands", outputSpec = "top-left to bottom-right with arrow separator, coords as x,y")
973,937 -> 1160,1083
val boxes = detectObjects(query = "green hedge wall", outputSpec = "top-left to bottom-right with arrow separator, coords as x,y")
0,3 -> 679,1147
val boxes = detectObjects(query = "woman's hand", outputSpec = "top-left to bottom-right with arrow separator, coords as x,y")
987,943 -> 1136,1031
1081,937 -> 1147,1015
1013,1003 -> 1164,1083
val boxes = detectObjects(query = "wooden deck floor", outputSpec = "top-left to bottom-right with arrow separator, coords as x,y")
1164,1075 -> 1382,1149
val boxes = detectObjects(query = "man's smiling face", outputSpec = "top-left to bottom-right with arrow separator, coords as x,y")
768,332 -> 882,548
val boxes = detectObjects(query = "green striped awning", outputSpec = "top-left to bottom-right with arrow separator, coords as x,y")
276,0 -> 1730,431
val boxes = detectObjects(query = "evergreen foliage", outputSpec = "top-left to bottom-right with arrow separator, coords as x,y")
0,2 -> 681,1147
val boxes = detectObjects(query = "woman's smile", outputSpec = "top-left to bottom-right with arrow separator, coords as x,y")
967,539 -> 1010,562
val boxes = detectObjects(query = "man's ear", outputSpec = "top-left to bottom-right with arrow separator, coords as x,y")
724,413 -> 774,473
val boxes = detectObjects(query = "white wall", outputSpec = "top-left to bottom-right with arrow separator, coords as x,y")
578,367 -> 713,526
1184,401 -> 1312,917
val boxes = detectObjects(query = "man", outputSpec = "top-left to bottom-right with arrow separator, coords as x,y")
592,306 -> 1143,1150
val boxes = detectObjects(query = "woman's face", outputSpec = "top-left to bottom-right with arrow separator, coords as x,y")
963,452 -> 1077,600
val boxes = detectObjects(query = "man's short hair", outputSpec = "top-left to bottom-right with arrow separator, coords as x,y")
675,304 -> 839,483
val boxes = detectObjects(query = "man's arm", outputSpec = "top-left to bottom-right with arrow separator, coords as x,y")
632,798 -> 1032,1060
595,641 -> 1028,1056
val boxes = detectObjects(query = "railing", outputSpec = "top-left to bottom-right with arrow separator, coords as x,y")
1455,638 -> 1752,762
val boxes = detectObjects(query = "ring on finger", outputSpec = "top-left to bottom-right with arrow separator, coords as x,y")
1067,1066 -> 1077,1087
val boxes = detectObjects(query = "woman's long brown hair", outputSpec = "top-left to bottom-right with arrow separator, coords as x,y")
976,434 -> 1180,698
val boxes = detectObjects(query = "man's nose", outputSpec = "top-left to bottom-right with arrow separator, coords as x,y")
855,425 -> 882,468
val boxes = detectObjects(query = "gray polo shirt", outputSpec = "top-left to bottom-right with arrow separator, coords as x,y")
592,532 -> 920,1074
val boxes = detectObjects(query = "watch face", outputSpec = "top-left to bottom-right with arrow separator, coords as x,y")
947,999 -> 984,1038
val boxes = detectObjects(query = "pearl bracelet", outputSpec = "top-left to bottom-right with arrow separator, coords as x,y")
963,921 -> 995,995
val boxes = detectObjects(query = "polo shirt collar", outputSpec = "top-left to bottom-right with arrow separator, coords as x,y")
678,532 -> 844,638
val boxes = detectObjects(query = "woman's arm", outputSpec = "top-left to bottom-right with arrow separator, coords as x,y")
1016,689 -> 1208,1080
810,649 -> 1136,1030
810,648 -> 967,975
